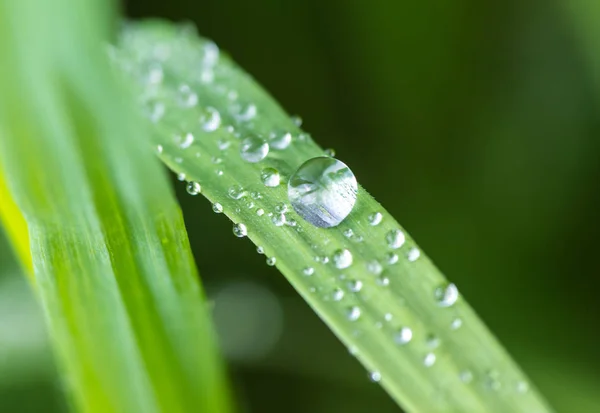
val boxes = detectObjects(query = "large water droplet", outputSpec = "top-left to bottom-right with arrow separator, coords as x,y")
333,249 -> 353,269
186,181 -> 201,195
261,168 -> 281,187
386,229 -> 405,249
434,283 -> 459,307
233,223 -> 248,238
240,136 -> 269,163
288,157 -> 358,228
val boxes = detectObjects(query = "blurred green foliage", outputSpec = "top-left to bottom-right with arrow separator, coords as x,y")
1,0 -> 599,412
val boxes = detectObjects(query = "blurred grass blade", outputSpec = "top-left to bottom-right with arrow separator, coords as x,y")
0,169 -> 32,275
0,2 -> 232,413
115,21 -> 554,413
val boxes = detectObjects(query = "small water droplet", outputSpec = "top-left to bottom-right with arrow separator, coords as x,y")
217,139 -> 230,151
303,267 -> 315,276
368,212 -> 383,226
228,185 -> 246,200
291,115 -> 303,127
260,168 -> 281,187
516,381 -> 529,394
211,156 -> 223,164
288,157 -> 358,228
186,181 -> 201,195
212,202 -> 223,213
347,306 -> 361,321
376,275 -> 390,286
235,103 -> 257,121
333,249 -> 353,269
407,247 -> 421,262
343,229 -> 354,238
348,279 -> 363,292
384,313 -> 393,322
484,370 -> 501,390
272,213 -> 286,227
275,203 -> 288,214
423,353 -> 436,367
202,41 -> 219,66
246,200 -> 255,209
256,208 -> 265,216
266,257 -> 276,266
460,370 -> 473,383
324,148 -> 336,157
215,169 -> 224,176
332,288 -> 344,301
426,334 -> 440,349
366,260 -> 383,275
201,107 -> 221,132
369,371 -> 382,383
386,252 -> 399,264
394,327 -> 413,345
240,136 -> 269,163
269,131 -> 292,150
434,283 -> 459,307
144,62 -> 163,85
233,223 -> 248,238
386,229 -> 405,249
450,318 -> 463,330
177,172 -> 186,181
177,84 -> 198,107
157,144 -> 163,154
257,246 -> 264,254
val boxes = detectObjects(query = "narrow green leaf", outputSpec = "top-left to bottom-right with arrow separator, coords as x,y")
0,3 -> 232,413
115,21 -> 554,413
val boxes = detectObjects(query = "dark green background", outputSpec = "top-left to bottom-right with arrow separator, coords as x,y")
1,0 -> 599,411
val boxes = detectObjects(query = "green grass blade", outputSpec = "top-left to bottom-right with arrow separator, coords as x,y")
115,21 -> 554,413
0,3 -> 232,413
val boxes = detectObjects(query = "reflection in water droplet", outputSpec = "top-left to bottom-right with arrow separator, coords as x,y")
394,327 -> 413,345
288,157 -> 358,228
212,203 -> 223,213
368,212 -> 383,226
261,168 -> 281,187
333,249 -> 353,269
186,181 -> 201,195
347,306 -> 361,321
233,223 -> 248,238
434,283 -> 459,307
386,229 -> 405,249
240,136 -> 269,163
424,353 -> 436,367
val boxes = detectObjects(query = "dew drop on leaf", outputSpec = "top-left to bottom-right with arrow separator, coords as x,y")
369,371 -> 382,383
177,172 -> 186,181
228,185 -> 246,199
266,257 -> 276,266
394,327 -> 413,345
269,131 -> 292,150
261,168 -> 281,187
368,212 -> 383,226
233,223 -> 248,238
212,202 -> 223,213
332,288 -> 344,301
407,247 -> 421,262
240,135 -> 269,163
333,248 -> 353,269
386,229 -> 405,249
288,157 -> 358,228
186,181 -> 201,195
423,353 -> 436,367
348,279 -> 363,292
434,283 -> 459,307
347,306 -> 361,321
201,107 -> 221,132
303,267 -> 314,276
179,132 -> 194,149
